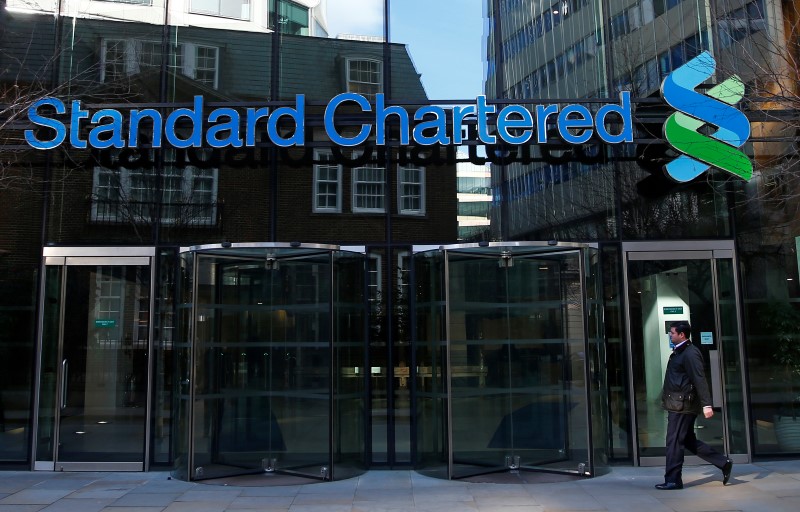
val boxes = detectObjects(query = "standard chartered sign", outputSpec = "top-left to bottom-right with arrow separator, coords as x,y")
24,92 -> 634,150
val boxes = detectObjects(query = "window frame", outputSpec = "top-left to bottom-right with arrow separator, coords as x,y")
189,0 -> 252,21
100,38 -> 219,89
185,43 -> 220,89
312,149 -> 343,213
397,164 -> 426,216
91,163 -> 219,225
345,58 -> 384,101
352,161 -> 386,214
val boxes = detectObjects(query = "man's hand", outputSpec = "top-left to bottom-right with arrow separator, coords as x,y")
703,406 -> 714,419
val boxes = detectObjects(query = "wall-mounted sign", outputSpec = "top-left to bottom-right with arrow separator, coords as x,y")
663,306 -> 684,315
24,92 -> 633,151
94,319 -> 116,328
22,52 -> 754,183
700,332 -> 713,345
661,52 -> 751,182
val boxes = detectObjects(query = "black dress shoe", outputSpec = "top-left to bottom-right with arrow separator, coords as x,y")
722,459 -> 733,485
655,482 -> 683,490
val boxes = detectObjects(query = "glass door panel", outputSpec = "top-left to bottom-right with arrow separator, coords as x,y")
628,256 -> 746,464
448,254 -> 510,477
56,263 -> 150,469
447,250 -> 589,478
512,253 -> 589,473
191,253 -> 332,481
717,260 -> 749,455
35,266 -> 63,465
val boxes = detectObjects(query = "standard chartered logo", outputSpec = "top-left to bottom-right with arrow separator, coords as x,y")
660,51 -> 752,182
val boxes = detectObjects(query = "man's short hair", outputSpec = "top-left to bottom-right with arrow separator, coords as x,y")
671,321 -> 691,338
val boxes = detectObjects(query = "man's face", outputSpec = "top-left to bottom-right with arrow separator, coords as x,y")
669,327 -> 685,344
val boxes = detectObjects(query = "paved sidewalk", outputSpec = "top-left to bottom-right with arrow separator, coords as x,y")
0,460 -> 798,511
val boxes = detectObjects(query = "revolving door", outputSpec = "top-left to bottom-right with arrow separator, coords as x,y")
414,243 -> 608,479
173,244 -> 367,482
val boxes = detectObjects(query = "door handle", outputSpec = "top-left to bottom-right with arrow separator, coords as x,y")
61,359 -> 68,409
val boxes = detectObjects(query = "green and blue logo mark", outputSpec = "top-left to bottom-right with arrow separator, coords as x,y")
661,51 -> 752,182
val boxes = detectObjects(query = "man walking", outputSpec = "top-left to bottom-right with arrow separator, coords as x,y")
656,321 -> 733,490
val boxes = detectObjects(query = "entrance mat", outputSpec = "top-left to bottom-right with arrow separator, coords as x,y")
461,471 -> 582,484
198,472 -> 324,487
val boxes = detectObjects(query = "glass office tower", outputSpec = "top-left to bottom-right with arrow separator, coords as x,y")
484,0 -> 800,463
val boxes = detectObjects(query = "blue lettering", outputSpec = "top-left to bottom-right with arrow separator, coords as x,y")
497,105 -> 533,144
595,91 -> 633,143
245,107 -> 270,146
376,94 -> 409,145
452,105 -> 476,144
412,106 -> 450,146
535,104 -> 559,143
70,100 -> 89,149
88,109 -> 125,149
324,93 -> 371,146
165,96 -> 204,148
476,96 -> 496,144
267,95 -> 305,148
129,109 -> 163,148
557,105 -> 594,144
25,98 -> 66,150
207,108 -> 243,148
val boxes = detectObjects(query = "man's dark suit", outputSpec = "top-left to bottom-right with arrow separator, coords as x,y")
661,340 -> 728,485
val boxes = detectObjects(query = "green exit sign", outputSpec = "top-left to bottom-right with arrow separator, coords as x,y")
663,307 -> 684,315
94,319 -> 116,328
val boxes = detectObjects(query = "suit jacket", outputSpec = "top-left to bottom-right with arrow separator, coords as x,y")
661,341 -> 713,415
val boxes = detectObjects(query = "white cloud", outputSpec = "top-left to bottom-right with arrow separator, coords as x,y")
326,0 -> 384,37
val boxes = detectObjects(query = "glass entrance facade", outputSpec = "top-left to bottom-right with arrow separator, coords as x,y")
2,0 -> 800,481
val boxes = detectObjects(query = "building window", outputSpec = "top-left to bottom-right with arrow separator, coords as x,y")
398,164 -> 425,215
91,155 -> 218,226
719,0 -> 766,49
267,0 -> 310,35
353,162 -> 385,213
313,149 -> 342,213
102,39 -> 129,82
190,44 -> 219,88
190,0 -> 250,20
346,59 -> 382,101
101,39 -> 218,89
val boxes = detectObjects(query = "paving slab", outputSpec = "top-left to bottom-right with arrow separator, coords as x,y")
0,459 -> 796,511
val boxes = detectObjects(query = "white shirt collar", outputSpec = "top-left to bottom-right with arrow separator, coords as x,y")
673,339 -> 689,350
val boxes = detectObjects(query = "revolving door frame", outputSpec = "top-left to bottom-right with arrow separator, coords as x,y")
177,242 -> 368,482
411,241 -> 606,479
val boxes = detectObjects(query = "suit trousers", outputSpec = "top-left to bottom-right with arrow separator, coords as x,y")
664,411 -> 728,484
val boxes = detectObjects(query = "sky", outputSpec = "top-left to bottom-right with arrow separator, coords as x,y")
325,0 -> 485,101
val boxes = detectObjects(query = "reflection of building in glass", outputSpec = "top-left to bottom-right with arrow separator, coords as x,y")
0,0 -> 455,477
456,152 -> 492,241
485,0 -> 800,462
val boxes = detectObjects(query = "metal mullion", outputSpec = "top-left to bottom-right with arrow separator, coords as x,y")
187,252 -> 200,480
729,250 -> 753,460
579,249 -> 594,476
444,249 -> 454,478
52,265 -> 68,468
144,257 -> 156,471
621,250 -> 641,464
709,257 -> 732,459
328,251 -> 335,479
